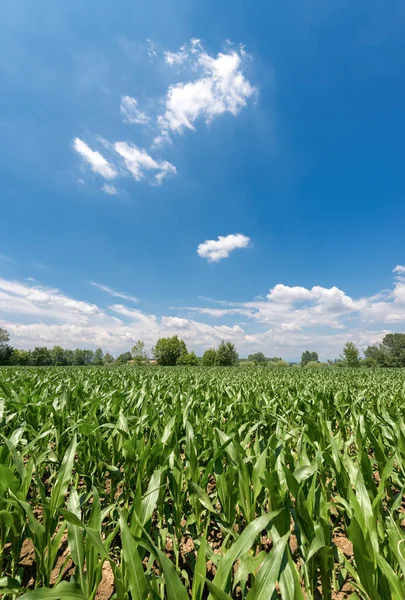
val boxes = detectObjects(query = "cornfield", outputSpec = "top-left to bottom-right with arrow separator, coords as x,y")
1,366 -> 405,599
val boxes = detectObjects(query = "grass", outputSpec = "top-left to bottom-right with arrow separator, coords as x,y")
0,366 -> 405,599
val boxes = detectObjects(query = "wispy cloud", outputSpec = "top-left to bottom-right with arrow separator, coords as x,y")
73,138 -> 117,179
101,183 -> 118,195
114,142 -> 176,185
120,95 -> 150,125
0,253 -> 15,263
197,233 -> 251,262
89,281 -> 138,303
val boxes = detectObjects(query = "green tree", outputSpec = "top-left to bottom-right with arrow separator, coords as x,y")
381,333 -> 405,367
93,348 -> 104,365
177,350 -> 198,366
0,327 -> 10,346
247,352 -> 267,365
0,327 -> 13,365
268,359 -> 289,368
64,349 -> 75,365
202,348 -> 217,366
116,351 -> 132,364
50,345 -> 67,366
11,349 -> 30,365
103,352 -> 115,364
341,342 -> 360,367
131,340 -> 147,364
215,341 -> 239,366
152,336 -> 187,366
301,350 -> 319,367
30,347 -> 52,366
364,345 -> 386,367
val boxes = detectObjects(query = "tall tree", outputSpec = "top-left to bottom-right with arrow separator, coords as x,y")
11,349 -> 30,365
93,348 -> 104,365
248,352 -> 267,365
30,347 -> 52,366
301,350 -> 319,367
131,340 -> 147,364
0,327 -> 13,365
202,348 -> 217,366
153,336 -> 187,366
51,346 -> 67,366
341,342 -> 360,367
215,341 -> 239,366
381,333 -> 405,367
0,327 -> 10,346
103,352 -> 115,364
116,351 -> 132,364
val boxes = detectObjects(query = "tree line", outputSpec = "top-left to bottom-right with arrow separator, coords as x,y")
0,329 -> 239,367
1,326 -> 405,368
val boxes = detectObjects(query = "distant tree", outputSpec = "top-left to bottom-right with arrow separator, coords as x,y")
341,342 -> 360,367
30,347 -> 52,366
381,333 -> 405,367
248,352 -> 267,365
301,350 -> 319,367
116,351 -> 132,364
177,350 -> 198,366
131,340 -> 147,364
0,345 -> 14,365
240,360 -> 256,368
93,348 -> 104,365
305,360 -> 329,368
103,352 -> 115,364
0,327 -> 10,346
153,336 -> 187,366
268,357 -> 283,363
51,345 -> 67,366
268,359 -> 289,368
215,341 -> 239,366
11,349 -> 30,365
202,348 -> 217,366
64,349 -> 75,366
0,327 -> 13,365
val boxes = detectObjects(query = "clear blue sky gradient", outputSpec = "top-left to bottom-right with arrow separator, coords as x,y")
1,0 -> 404,359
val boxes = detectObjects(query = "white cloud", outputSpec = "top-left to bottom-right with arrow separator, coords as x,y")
0,253 -> 15,263
73,138 -> 117,179
147,39 -> 157,60
164,45 -> 189,66
158,42 -> 256,137
89,281 -> 138,303
2,267 -> 405,358
114,141 -> 176,184
120,95 -> 150,125
393,265 -> 405,275
25,277 -> 36,282
197,233 -> 250,262
101,183 -> 118,195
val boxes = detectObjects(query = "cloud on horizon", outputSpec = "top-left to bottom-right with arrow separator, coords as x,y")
1,266 -> 404,359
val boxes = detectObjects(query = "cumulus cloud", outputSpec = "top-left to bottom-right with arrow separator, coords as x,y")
2,268 -> 405,358
73,138 -> 117,179
120,96 -> 150,125
157,42 -> 256,138
197,233 -> 251,262
72,39 -> 257,191
101,183 -> 118,195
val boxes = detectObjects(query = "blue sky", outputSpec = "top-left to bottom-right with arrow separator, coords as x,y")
1,0 -> 405,359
